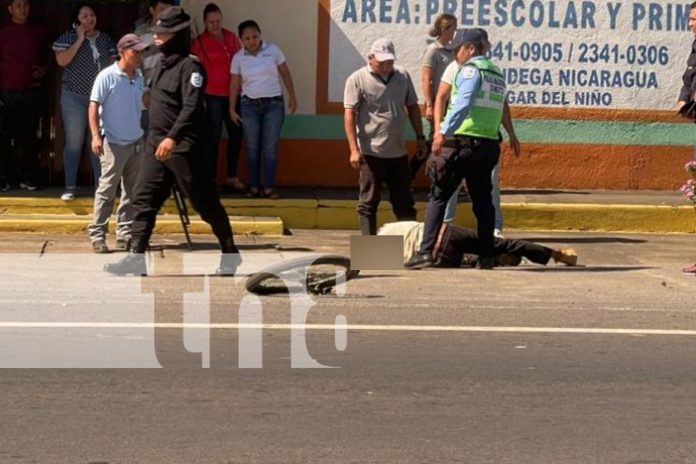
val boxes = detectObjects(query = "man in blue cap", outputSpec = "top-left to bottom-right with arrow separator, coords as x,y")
407,28 -> 506,270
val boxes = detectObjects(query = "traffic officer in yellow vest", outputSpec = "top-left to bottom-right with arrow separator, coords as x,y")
407,28 -> 506,270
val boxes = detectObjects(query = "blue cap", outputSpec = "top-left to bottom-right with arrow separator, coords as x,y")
446,28 -> 486,50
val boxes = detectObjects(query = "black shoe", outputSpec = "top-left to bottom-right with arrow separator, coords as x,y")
104,253 -> 147,276
405,252 -> 434,269
216,253 -> 242,276
476,257 -> 494,270
19,181 -> 38,191
91,239 -> 109,254
114,238 -> 131,251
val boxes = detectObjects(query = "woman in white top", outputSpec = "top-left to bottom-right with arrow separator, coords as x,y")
229,20 -> 297,199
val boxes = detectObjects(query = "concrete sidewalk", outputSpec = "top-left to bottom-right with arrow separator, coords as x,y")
0,187 -> 693,235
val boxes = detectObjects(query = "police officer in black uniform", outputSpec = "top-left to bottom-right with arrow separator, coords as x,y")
678,2 -> 696,118
105,6 -> 241,276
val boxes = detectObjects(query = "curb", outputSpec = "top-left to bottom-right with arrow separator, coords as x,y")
0,197 -> 694,234
0,214 -> 284,236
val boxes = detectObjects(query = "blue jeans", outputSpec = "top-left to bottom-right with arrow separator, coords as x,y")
443,161 -> 503,230
60,89 -> 100,189
240,96 -> 284,190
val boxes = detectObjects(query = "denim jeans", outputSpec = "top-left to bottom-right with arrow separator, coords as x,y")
206,95 -> 243,180
60,89 -> 101,189
443,161 -> 503,230
240,96 -> 284,189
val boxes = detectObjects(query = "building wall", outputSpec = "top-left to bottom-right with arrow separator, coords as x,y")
183,0 -> 696,190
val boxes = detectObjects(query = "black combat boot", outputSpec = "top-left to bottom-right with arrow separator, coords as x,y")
405,252 -> 433,269
359,216 -> 377,235
216,238 -> 242,276
475,257 -> 495,270
103,240 -> 147,276
216,253 -> 242,276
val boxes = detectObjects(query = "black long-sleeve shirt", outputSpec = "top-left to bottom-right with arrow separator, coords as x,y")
149,53 -> 208,153
679,39 -> 696,103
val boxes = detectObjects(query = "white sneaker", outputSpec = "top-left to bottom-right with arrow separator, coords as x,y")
60,190 -> 75,201
494,228 -> 503,238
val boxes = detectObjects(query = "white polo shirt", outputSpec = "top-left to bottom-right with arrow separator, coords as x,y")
230,41 -> 286,99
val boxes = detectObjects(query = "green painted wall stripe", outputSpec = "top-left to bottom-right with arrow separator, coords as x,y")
280,114 -> 696,146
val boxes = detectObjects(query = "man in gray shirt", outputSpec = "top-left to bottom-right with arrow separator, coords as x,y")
344,38 -> 427,235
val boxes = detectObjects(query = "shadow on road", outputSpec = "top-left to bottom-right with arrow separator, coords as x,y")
159,243 -> 316,252
512,265 -> 655,272
521,237 -> 647,244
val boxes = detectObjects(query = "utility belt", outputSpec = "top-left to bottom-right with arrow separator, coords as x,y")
442,134 -> 499,149
442,135 -> 474,150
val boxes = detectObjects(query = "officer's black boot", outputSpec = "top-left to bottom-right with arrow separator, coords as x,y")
216,237 -> 242,276
103,239 -> 148,276
475,257 -> 495,270
405,252 -> 433,269
359,216 -> 377,235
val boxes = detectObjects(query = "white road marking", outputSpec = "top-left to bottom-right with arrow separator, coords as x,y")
0,322 -> 695,336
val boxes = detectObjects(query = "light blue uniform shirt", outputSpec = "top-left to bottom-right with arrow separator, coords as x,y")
440,56 -> 484,136
90,62 -> 144,145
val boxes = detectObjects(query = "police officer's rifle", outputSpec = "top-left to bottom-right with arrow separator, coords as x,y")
172,183 -> 193,250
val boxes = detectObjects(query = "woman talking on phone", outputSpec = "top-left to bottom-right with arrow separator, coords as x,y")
52,2 -> 117,201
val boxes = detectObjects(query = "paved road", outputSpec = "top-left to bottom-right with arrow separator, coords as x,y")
1,231 -> 695,463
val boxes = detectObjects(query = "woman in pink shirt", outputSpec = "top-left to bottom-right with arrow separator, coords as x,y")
191,3 -> 245,192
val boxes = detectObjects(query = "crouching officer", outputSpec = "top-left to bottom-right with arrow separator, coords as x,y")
406,28 -> 506,270
105,6 -> 241,276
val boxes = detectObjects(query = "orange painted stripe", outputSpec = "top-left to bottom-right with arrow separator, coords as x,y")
509,107 -> 689,123
500,144 -> 693,190
219,138 -> 693,190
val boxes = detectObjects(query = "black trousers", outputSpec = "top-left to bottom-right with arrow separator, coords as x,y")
357,154 -> 417,235
204,95 -> 243,180
435,224 -> 553,268
0,88 -> 42,184
421,136 -> 500,258
129,138 -> 237,253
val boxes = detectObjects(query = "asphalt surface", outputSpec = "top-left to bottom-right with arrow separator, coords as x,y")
1,230 -> 696,463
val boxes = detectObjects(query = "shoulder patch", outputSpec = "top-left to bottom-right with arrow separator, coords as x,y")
461,66 -> 477,79
190,72 -> 203,88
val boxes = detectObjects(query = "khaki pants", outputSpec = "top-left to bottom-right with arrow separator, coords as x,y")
87,139 -> 141,243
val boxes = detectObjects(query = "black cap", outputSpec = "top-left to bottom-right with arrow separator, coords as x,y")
446,28 -> 487,50
151,6 -> 193,34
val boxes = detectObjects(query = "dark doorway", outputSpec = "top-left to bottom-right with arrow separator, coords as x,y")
2,0 -> 142,188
